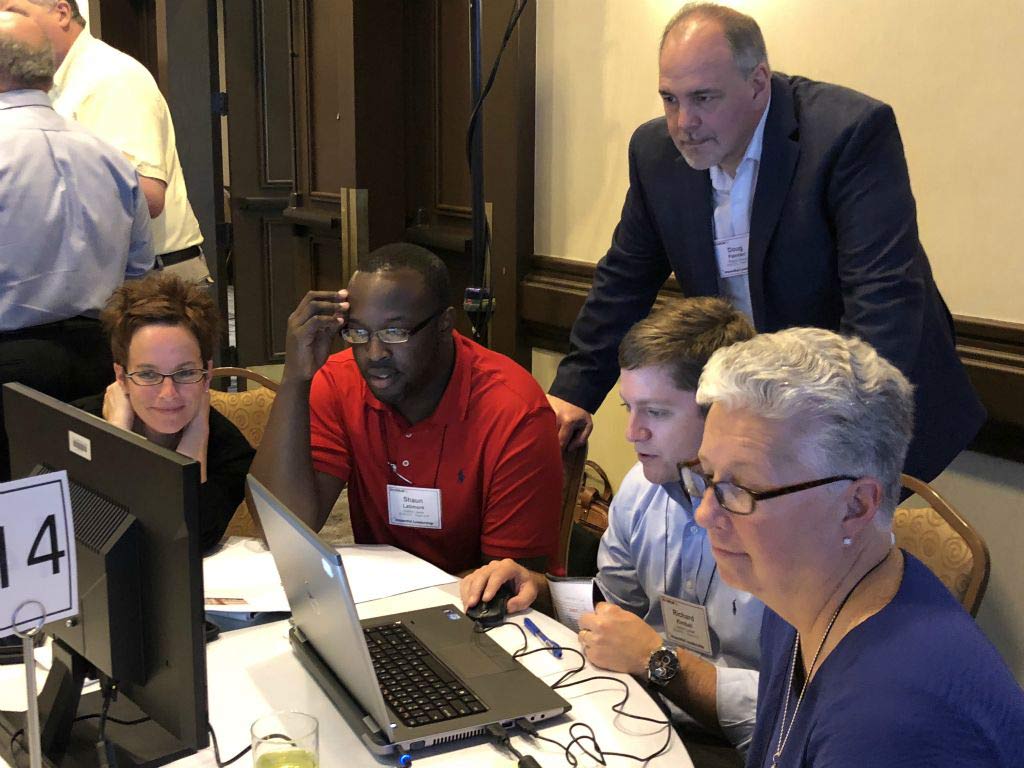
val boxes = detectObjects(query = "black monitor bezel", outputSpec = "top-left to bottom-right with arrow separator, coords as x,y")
0,383 -> 208,767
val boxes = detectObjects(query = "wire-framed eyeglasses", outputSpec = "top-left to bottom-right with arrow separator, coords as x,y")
678,461 -> 858,516
340,309 -> 443,345
124,368 -> 208,386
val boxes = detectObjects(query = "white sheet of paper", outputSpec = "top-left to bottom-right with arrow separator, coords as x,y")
335,544 -> 458,601
547,577 -> 596,633
203,538 -> 458,612
202,538 -> 284,613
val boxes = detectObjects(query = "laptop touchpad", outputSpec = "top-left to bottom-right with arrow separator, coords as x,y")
437,643 -> 518,678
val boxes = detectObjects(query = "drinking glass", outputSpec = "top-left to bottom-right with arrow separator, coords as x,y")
250,711 -> 318,768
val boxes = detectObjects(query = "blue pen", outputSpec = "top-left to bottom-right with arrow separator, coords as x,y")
523,617 -> 562,658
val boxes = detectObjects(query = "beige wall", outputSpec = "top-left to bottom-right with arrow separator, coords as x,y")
535,0 -> 1024,324
533,349 -> 635,485
533,0 -> 1024,679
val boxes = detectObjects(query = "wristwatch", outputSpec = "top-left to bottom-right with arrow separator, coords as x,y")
646,644 -> 679,688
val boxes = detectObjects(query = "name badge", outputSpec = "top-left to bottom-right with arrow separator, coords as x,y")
387,484 -> 442,529
713,233 -> 749,279
659,594 -> 713,656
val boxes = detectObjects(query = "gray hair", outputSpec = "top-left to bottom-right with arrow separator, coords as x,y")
660,2 -> 769,78
696,328 -> 914,518
26,0 -> 85,26
0,27 -> 55,90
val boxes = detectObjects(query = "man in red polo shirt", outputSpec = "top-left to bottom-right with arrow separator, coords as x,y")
252,243 -> 562,574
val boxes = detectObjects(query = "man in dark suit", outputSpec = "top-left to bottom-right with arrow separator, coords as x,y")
548,2 -> 984,483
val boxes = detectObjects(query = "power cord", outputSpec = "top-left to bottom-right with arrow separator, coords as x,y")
475,619 -> 673,765
95,678 -> 119,768
8,702 -> 150,766
206,723 -> 251,768
486,723 -> 542,768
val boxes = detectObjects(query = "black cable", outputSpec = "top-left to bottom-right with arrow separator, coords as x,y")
465,0 -> 529,167
97,679 -> 115,744
473,618 -> 530,656
479,618 -> 672,765
462,0 -> 529,342
9,729 -> 23,760
514,646 -> 672,765
487,722 -> 543,768
207,723 -> 252,768
8,708 -> 153,765
74,713 -> 151,727
553,676 -> 673,763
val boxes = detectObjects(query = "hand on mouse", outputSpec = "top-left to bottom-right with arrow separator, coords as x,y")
460,558 -> 542,615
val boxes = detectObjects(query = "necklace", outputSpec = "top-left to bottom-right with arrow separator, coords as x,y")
770,550 -> 892,768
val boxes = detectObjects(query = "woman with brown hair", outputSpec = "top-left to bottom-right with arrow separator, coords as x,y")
77,272 -> 254,553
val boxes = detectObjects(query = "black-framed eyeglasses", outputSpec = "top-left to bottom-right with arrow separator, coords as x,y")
678,462 -> 858,516
340,309 -> 443,345
124,368 -> 208,386
676,459 -> 702,504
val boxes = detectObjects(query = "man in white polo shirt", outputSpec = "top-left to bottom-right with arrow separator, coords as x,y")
2,0 -> 211,284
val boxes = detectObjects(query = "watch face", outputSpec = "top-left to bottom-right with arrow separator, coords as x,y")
649,648 -> 678,684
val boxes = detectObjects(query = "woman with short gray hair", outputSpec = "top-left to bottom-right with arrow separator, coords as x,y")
684,327 -> 1024,767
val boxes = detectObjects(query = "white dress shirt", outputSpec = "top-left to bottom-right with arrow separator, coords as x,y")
708,99 -> 770,321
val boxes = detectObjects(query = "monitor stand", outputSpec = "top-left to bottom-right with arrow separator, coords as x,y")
0,643 -> 196,768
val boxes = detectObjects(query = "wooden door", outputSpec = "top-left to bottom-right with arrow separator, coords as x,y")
223,0 -> 299,365
221,0 -> 535,366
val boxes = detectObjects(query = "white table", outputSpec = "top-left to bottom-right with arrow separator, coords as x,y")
192,581 -> 690,767
2,581 -> 690,767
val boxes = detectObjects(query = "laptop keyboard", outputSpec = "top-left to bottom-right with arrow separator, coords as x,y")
364,622 -> 488,727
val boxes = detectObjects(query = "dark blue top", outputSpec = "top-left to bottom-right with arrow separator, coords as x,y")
747,553 -> 1024,767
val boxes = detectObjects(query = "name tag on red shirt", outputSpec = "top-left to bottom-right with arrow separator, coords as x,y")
387,484 -> 443,529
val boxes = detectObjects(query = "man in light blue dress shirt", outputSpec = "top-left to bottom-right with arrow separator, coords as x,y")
0,11 -> 153,478
462,298 -> 762,760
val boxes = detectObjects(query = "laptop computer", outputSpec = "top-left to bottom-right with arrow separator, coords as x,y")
248,476 -> 571,755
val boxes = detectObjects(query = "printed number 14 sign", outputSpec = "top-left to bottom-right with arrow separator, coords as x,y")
0,472 -> 78,638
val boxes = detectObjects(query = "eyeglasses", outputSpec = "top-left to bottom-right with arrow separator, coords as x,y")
340,309 -> 443,345
124,368 -> 208,386
678,462 -> 857,516
676,459 -> 703,504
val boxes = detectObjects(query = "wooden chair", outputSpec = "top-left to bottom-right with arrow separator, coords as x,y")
893,473 -> 990,616
557,442 -> 589,572
208,367 -> 279,538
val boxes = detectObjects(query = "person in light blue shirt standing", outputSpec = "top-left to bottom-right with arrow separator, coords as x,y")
0,10 -> 153,478
462,297 -> 762,764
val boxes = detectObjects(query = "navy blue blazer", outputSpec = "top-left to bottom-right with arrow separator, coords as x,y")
550,73 -> 985,482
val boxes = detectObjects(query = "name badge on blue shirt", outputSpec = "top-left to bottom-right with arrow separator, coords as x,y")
660,594 -> 713,655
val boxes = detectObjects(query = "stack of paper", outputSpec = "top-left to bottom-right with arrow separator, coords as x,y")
203,537 -> 458,613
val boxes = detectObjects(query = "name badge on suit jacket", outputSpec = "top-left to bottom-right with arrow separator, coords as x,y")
387,484 -> 442,529
713,233 -> 749,279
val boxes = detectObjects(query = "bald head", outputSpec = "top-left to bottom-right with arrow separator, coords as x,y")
660,3 -> 768,77
0,10 -> 54,92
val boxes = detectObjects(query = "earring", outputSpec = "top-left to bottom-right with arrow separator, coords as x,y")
842,536 -> 853,547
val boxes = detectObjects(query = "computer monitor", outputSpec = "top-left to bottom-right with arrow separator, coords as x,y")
0,383 -> 209,768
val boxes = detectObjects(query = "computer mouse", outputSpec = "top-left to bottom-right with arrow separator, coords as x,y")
466,581 -> 516,627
